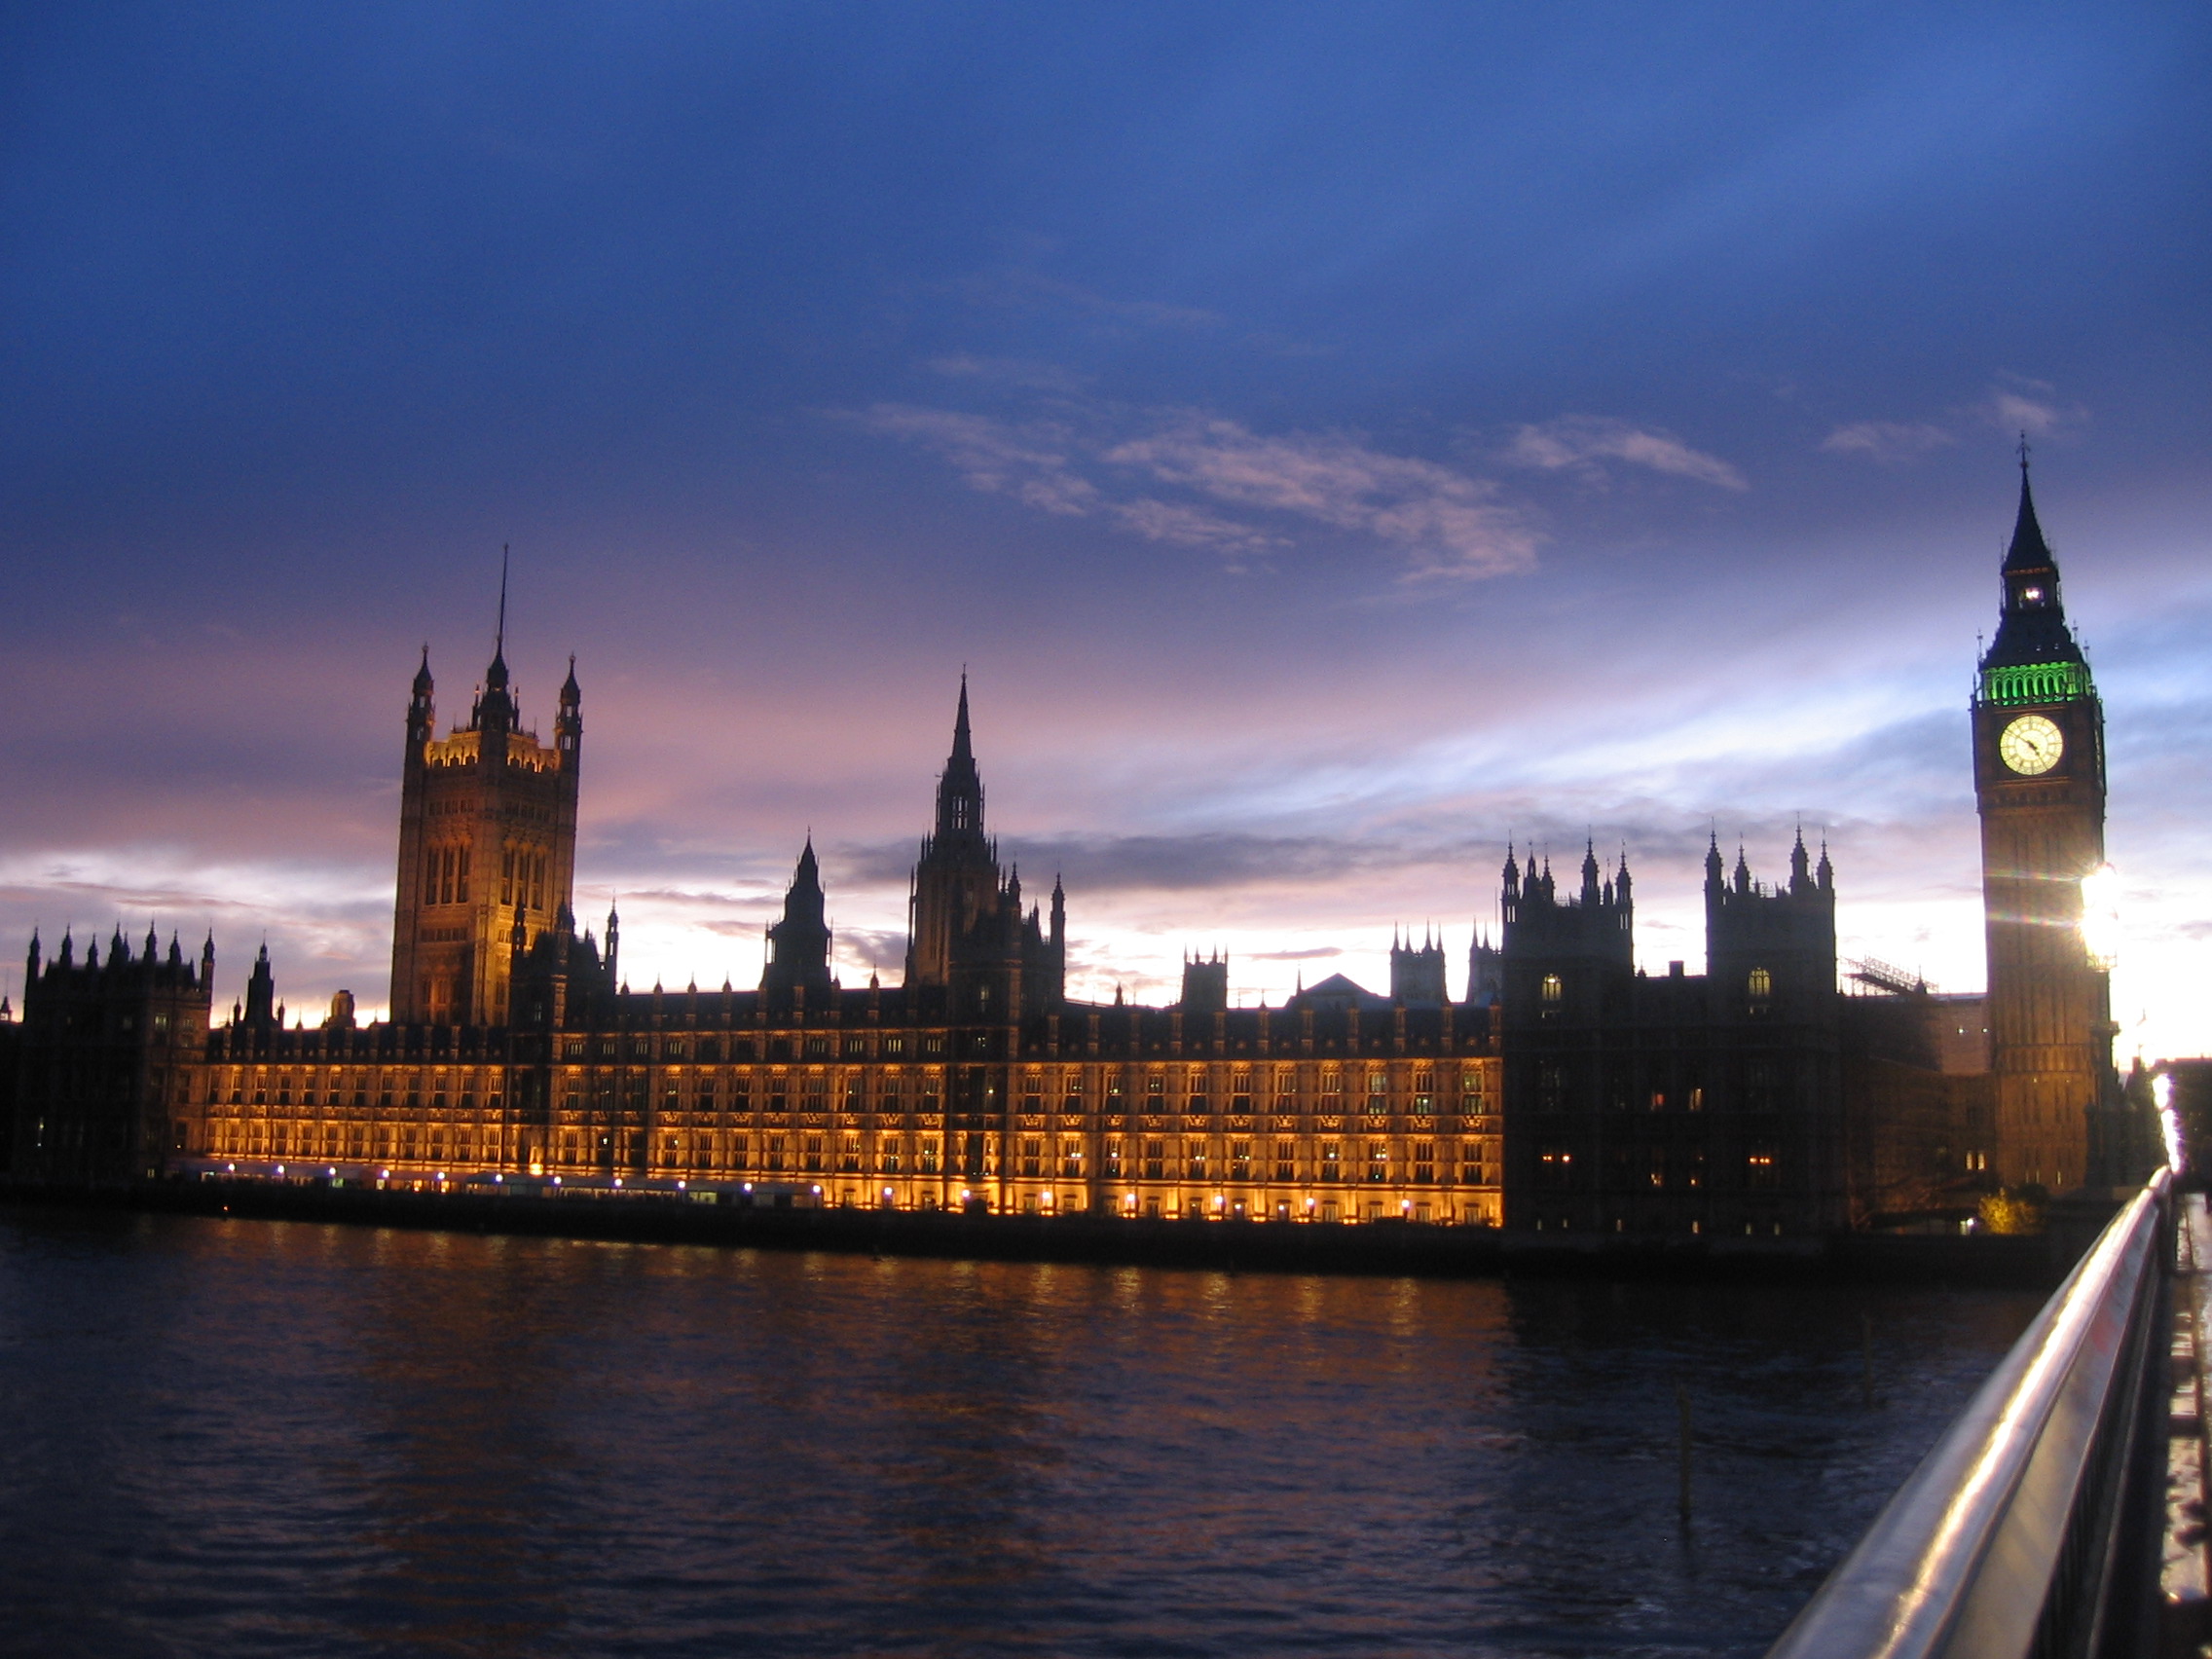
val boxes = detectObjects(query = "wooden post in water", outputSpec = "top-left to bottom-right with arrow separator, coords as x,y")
1861,1311 -> 1875,1409
1676,1380 -> 1692,1524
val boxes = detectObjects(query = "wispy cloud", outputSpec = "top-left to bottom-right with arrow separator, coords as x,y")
860,405 -> 1100,516
1820,421 -> 1957,462
1104,418 -> 1536,580
1504,416 -> 1748,491
925,354 -> 1091,394
958,270 -> 1222,331
857,405 -> 1536,580
1980,376 -> 2085,439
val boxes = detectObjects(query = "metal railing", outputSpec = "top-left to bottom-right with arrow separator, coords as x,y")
1768,1169 -> 2172,1659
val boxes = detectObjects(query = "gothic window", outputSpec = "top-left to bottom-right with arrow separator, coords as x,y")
1413,1142 -> 1435,1183
1102,1139 -> 1123,1178
1142,1141 -> 1164,1179
1187,1144 -> 1207,1180
1748,967 -> 1772,1000
1273,1142 -> 1296,1181
1536,1146 -> 1573,1186
1060,1140 -> 1083,1177
1366,1144 -> 1387,1182
1320,1142 -> 1342,1180
1538,1061 -> 1565,1111
1231,1142 -> 1252,1180
1747,1148 -> 1779,1189
1540,973 -> 1564,1005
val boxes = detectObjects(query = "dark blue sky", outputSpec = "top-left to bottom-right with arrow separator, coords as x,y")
3,4 -> 2207,1050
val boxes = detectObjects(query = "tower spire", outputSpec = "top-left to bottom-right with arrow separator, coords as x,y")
934,673 -> 984,839
1983,449 -> 2082,677
497,542 -> 509,661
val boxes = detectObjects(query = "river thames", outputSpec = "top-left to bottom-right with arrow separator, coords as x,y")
0,1206 -> 2037,1658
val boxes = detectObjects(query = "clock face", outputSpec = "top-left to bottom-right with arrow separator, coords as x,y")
1998,714 -> 2064,776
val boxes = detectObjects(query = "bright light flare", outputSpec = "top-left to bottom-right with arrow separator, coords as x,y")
2080,864 -> 2120,970
2157,1073 -> 2185,1172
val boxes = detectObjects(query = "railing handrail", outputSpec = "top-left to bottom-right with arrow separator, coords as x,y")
1767,1169 -> 2171,1659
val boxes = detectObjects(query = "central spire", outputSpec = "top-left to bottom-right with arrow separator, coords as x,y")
935,673 -> 984,839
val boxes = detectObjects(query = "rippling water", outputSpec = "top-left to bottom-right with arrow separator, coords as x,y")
0,1207 -> 2037,1659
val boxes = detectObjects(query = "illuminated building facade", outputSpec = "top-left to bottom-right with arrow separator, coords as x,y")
25,674 -> 1506,1221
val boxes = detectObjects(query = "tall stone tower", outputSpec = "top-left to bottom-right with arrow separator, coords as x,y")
1972,456 -> 2115,1192
907,677 -> 1008,987
903,677 -> 1065,1016
388,600 -> 582,1026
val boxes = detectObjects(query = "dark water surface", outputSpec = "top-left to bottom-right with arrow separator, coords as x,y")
0,1208 -> 2038,1659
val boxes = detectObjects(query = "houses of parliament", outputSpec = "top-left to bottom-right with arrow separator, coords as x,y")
0,469 -> 2152,1230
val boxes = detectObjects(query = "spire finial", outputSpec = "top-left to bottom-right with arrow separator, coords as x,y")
497,542 -> 510,658
2017,430 -> 2031,475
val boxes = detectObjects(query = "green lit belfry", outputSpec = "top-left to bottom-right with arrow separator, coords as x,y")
1970,448 -> 2120,1195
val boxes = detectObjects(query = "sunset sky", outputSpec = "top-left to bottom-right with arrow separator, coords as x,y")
3,5 -> 2207,1056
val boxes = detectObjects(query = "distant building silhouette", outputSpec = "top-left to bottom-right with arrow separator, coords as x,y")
0,471 -> 2158,1221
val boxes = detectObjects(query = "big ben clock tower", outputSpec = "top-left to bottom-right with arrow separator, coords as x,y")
1972,449 -> 2117,1193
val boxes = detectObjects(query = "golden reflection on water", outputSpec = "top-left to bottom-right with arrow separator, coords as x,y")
0,1208 -> 2038,1658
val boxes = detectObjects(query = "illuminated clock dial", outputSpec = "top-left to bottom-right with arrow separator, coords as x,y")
1998,714 -> 2064,776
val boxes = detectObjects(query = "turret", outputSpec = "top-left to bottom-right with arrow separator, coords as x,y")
762,839 -> 834,996
242,942 -> 276,1029
556,653 -> 582,759
409,647 -> 435,747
